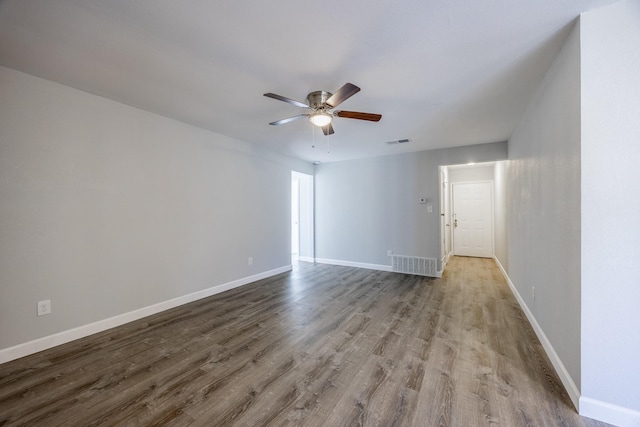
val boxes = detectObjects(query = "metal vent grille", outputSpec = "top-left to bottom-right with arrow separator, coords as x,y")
385,138 -> 410,145
392,255 -> 438,277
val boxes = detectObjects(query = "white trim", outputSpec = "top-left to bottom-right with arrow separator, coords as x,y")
441,250 -> 452,270
314,258 -> 393,272
493,257 -> 580,410
298,256 -> 315,263
0,265 -> 291,364
579,396 -> 640,427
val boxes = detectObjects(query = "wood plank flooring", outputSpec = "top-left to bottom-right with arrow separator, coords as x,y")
0,257 -> 610,426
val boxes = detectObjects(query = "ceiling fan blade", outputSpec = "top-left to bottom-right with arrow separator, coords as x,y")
263,93 -> 308,108
335,110 -> 382,122
269,114 -> 309,126
325,83 -> 360,108
322,123 -> 335,136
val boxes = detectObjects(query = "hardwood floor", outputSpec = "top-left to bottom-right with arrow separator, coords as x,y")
0,257 -> 610,426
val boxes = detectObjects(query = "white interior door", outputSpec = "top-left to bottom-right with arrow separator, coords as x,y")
452,182 -> 493,258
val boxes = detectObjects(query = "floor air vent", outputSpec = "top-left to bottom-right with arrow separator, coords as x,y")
392,255 -> 438,277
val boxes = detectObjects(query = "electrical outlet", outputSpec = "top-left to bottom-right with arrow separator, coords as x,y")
248,257 -> 253,265
37,300 -> 52,317
532,286 -> 536,301
387,249 -> 392,256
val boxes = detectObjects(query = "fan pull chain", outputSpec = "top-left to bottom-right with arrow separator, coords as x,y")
311,124 -> 315,149
326,137 -> 330,153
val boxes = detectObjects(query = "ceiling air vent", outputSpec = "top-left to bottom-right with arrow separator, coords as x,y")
385,138 -> 411,145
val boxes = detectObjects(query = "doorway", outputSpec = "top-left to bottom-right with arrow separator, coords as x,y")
291,171 -> 314,263
291,176 -> 300,258
440,162 -> 503,268
452,181 -> 493,258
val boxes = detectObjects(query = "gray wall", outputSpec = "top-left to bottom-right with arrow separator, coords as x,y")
315,142 -> 507,268
506,20 -> 582,391
0,66 -> 310,350
506,3 -> 640,419
580,0 -> 640,415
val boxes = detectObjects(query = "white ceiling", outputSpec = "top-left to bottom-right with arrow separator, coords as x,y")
0,0 -> 620,163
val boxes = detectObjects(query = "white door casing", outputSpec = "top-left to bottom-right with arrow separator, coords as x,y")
452,181 -> 493,258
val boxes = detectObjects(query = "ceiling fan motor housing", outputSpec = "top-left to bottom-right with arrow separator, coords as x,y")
306,90 -> 332,109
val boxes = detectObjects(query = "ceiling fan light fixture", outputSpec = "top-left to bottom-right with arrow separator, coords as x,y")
264,83 -> 381,135
309,112 -> 332,127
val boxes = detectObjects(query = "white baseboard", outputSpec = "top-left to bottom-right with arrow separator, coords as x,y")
298,256 -> 315,263
443,251 -> 452,266
579,396 -> 640,427
496,257 -> 640,426
439,251 -> 452,277
493,257 -> 580,411
314,258 -> 393,272
0,265 -> 291,365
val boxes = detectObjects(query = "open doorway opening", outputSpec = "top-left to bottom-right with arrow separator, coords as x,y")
439,161 -> 506,271
291,171 -> 314,264
291,176 -> 300,259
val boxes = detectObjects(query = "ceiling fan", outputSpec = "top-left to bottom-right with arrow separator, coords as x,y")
263,83 -> 381,135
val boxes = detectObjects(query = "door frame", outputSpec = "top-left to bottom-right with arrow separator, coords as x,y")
439,167 -> 452,267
